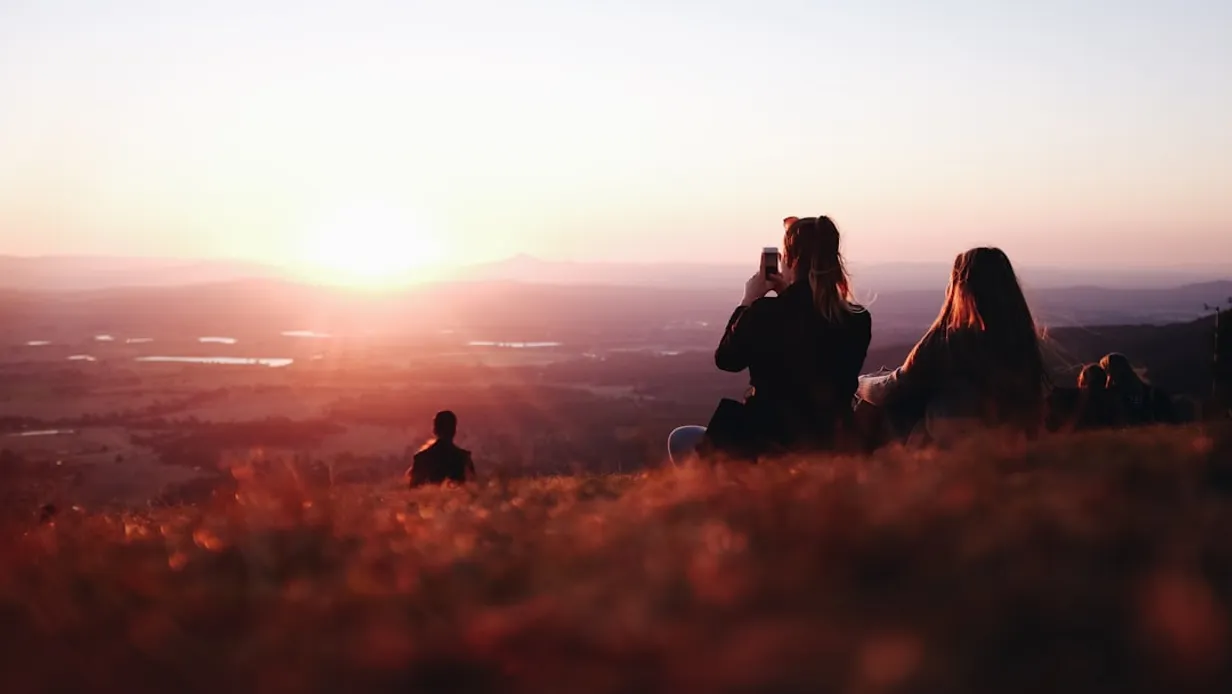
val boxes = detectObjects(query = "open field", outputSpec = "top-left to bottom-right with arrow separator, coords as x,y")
3,426 -> 1232,693
0,346 -> 751,514
0,297 -> 1226,691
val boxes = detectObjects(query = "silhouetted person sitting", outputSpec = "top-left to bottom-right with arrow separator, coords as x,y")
857,247 -> 1048,445
668,216 -> 871,464
1068,363 -> 1125,431
1100,353 -> 1176,426
407,411 -> 476,487
1216,309 -> 1231,417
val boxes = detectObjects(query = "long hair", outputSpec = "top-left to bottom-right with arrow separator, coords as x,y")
907,247 -> 1048,426
1099,353 -> 1143,389
782,216 -> 861,323
1077,363 -> 1106,390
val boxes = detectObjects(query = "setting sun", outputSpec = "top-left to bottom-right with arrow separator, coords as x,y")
294,201 -> 449,287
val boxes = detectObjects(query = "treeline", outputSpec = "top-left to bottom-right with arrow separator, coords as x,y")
0,389 -> 233,433
133,417 -> 348,470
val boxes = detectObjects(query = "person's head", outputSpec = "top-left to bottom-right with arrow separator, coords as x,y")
930,247 -> 1037,336
781,215 -> 858,321
1078,363 -> 1106,390
914,247 -> 1047,424
1099,353 -> 1141,388
432,410 -> 458,441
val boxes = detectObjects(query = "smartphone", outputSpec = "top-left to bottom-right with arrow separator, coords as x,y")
762,247 -> 780,280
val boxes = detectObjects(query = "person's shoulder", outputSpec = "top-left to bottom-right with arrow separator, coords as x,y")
734,296 -> 778,324
745,295 -> 780,312
434,442 -> 469,457
836,304 -> 872,334
846,304 -> 872,325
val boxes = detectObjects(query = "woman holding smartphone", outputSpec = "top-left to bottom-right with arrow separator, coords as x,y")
669,216 -> 872,463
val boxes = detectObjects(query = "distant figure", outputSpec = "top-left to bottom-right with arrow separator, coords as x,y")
857,247 -> 1048,444
1076,363 -> 1104,389
1068,363 -> 1125,431
406,411 -> 476,487
1216,309 -> 1232,417
1100,353 -> 1176,425
669,215 -> 871,464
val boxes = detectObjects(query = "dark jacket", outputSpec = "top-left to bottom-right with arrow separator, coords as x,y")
714,280 -> 872,453
1078,389 -> 1128,430
1046,387 -> 1126,432
858,329 -> 1045,438
1112,383 -> 1176,426
407,440 -> 475,487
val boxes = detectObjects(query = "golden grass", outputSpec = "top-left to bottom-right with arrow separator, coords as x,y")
2,426 -> 1231,693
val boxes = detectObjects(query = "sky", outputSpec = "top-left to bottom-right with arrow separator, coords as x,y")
1,0 -> 1230,276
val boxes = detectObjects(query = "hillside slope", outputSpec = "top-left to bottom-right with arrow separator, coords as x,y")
857,313 -> 1221,397
2,427 -> 1231,693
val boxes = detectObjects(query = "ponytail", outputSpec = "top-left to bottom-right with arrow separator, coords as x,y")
786,216 -> 860,323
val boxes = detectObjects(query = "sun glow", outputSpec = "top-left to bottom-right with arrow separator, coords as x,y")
294,201 -> 449,287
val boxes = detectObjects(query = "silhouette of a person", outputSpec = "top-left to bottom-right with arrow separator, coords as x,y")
1100,353 -> 1175,425
1217,309 -> 1232,416
1069,363 -> 1125,430
406,411 -> 476,487
669,216 -> 871,464
857,247 -> 1048,444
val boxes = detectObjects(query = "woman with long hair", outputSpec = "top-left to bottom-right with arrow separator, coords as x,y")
1099,352 -> 1176,425
858,247 -> 1048,442
668,216 -> 871,463
1061,363 -> 1126,431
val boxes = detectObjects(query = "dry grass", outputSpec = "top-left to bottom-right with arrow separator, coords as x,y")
3,426 -> 1232,693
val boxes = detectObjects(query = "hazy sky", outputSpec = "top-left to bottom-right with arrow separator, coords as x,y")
1,0 -> 1230,273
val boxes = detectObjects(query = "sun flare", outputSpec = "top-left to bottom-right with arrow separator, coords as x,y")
295,201 -> 448,287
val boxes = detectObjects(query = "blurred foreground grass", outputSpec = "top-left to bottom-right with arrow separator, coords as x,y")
3,426 -> 1232,694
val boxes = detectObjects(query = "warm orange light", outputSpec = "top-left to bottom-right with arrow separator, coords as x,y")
294,200 -> 449,287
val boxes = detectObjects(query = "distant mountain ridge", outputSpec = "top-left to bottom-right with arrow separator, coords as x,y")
467,255 -> 1232,292
2,254 -> 1226,294
2,273 -> 1229,353
0,256 -> 283,292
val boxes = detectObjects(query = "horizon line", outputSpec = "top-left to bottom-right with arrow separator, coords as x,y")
1,252 -> 1230,274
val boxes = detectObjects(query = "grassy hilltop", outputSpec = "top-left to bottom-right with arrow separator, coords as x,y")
3,426 -> 1232,694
